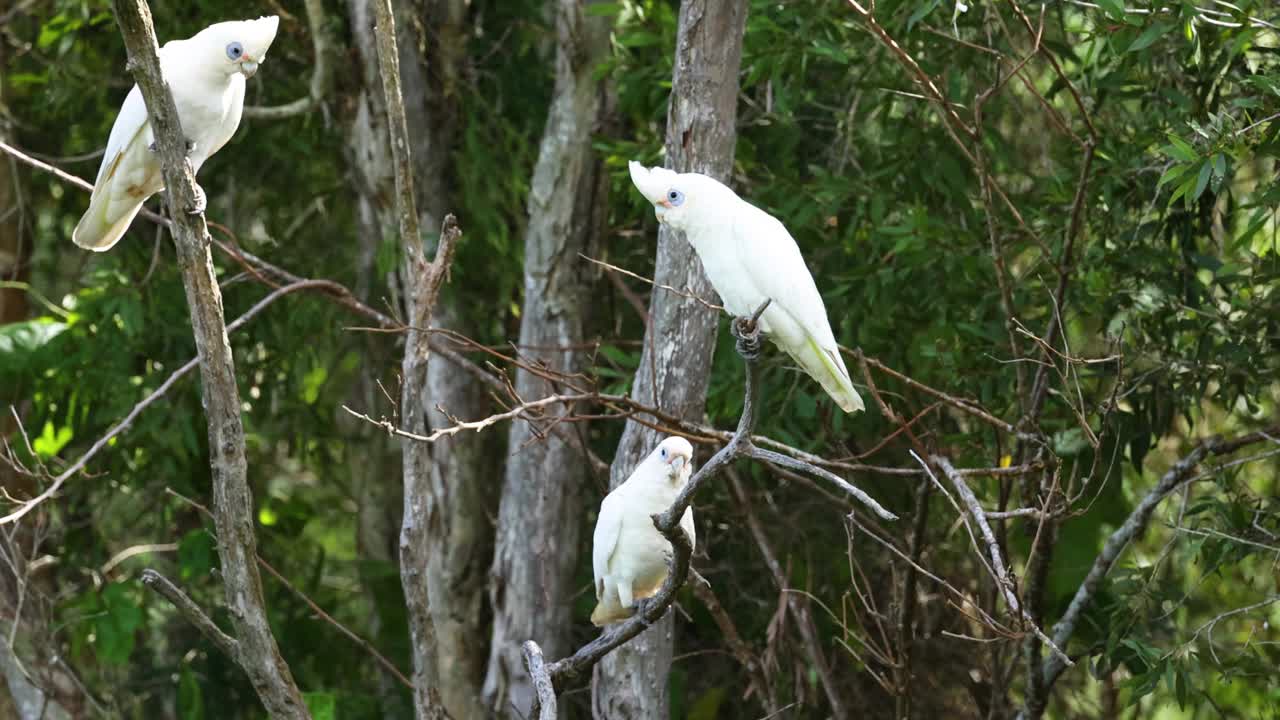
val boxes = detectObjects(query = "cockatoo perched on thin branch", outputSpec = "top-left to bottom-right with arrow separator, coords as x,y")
72,16 -> 280,251
629,161 -> 866,413
591,436 -> 696,626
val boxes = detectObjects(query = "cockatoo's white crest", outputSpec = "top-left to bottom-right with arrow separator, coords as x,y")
189,16 -> 280,78
647,435 -> 693,483
627,160 -> 737,230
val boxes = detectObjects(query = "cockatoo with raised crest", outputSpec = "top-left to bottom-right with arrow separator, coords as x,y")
591,436 -> 696,626
72,16 -> 280,251
628,161 -> 865,413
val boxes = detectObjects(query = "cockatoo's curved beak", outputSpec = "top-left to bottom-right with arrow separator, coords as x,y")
669,455 -> 687,475
239,57 -> 260,78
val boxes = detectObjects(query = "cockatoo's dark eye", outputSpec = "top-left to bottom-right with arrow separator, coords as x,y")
660,447 -> 668,459
226,41 -> 244,60
667,189 -> 685,206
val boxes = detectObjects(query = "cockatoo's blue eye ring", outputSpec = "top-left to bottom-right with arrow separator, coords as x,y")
660,447 -> 668,459
667,189 -> 685,206
226,42 -> 244,60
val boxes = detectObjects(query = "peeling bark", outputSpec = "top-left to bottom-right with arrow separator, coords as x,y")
592,1 -> 748,717
482,1 -> 610,716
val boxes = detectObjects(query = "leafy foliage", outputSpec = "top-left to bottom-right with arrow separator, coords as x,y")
2,0 -> 1279,717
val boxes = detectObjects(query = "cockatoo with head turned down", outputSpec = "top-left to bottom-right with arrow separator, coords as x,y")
591,436 -> 696,626
629,161 -> 865,413
72,16 -> 280,251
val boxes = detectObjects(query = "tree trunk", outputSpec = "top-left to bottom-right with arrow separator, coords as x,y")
482,1 -> 610,716
591,1 -> 748,717
426,302 -> 499,720
343,1 -> 408,714
352,1 -> 494,717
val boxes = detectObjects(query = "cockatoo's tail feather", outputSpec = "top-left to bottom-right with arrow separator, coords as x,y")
73,123 -> 157,251
796,336 -> 865,413
73,193 -> 146,252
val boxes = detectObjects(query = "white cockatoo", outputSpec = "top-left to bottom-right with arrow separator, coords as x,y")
72,16 -> 280,251
591,436 -> 696,626
628,161 -> 865,413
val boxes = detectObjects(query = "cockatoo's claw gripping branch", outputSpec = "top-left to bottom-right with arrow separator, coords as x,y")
524,301 -> 894,713
732,298 -> 771,360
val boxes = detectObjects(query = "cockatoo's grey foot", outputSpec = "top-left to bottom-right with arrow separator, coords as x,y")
732,316 -> 763,360
185,184 -> 207,215
633,596 -> 659,620
732,297 -> 772,360
147,139 -> 197,155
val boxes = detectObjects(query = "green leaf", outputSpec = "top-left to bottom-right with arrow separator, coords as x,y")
0,319 -> 67,355
304,692 -> 338,720
585,2 -> 622,17
301,365 -> 328,405
1129,22 -> 1173,52
1156,163 -> 1191,188
179,666 -> 204,720
1096,0 -> 1125,20
1191,160 -> 1212,201
94,583 -> 142,665
32,421 -> 73,459
1166,135 -> 1198,162
178,530 -> 215,581
687,686 -> 726,720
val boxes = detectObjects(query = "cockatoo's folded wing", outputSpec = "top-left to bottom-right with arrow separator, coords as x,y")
592,492 -> 624,599
73,86 -> 154,251
735,209 -> 865,412
96,86 -> 148,185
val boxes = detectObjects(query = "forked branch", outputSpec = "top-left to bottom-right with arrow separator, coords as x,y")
523,302 -> 896,714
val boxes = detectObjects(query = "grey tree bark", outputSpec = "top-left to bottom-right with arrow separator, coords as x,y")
482,1 -> 611,716
591,1 -> 748,717
110,1 -> 309,716
343,1 -> 408,714
353,1 -> 494,717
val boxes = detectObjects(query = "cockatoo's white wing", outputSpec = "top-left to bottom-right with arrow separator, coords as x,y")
73,44 -> 193,251
95,86 -> 148,185
592,490 -> 625,599
92,41 -> 186,187
73,84 -> 159,251
735,206 -> 865,412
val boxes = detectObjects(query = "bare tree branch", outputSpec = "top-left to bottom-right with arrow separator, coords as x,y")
523,303 -> 895,712
140,569 -> 239,661
370,1 -> 456,715
107,4 -> 308,714
521,642 -> 556,720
